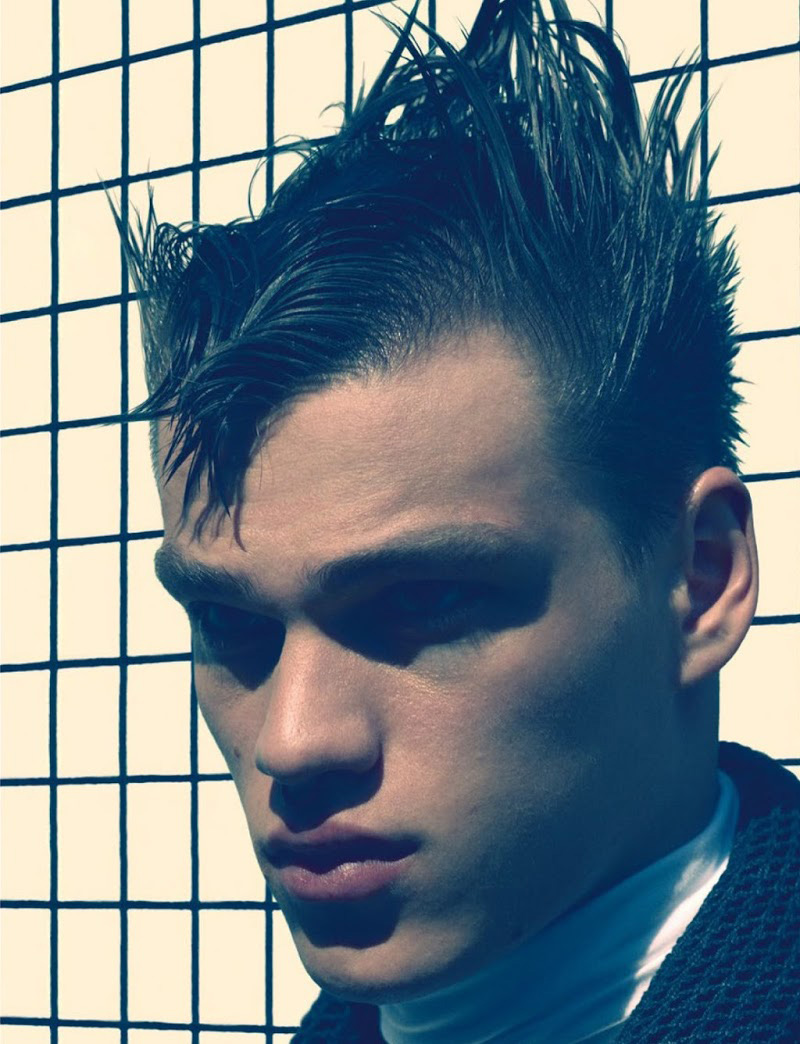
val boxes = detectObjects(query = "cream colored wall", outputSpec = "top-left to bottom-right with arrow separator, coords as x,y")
1,1 -> 798,1039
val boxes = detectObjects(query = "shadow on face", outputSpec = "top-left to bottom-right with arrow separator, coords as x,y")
153,330 -> 746,1002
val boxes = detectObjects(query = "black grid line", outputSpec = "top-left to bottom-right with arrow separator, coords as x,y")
3,32 -> 797,109
47,1 -> 60,1039
1,653 -> 191,674
604,0 -> 613,39
118,1 -> 131,1039
0,1016 -> 294,1034
4,139 -> 798,222
4,297 -> 799,340
189,3 -> 202,1034
189,663 -> 201,1044
267,0 -> 276,204
3,167 -> 799,251
1,2 -> 798,1041
1,531 -> 165,554
2,774 -> 232,788
264,8 -> 276,1034
2,899 -> 280,908
345,0 -> 355,118
700,0 -> 710,188
1,25 -> 797,104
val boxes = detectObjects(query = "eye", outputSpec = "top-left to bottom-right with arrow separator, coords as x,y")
370,580 -> 491,643
382,581 -> 471,616
189,601 -> 283,661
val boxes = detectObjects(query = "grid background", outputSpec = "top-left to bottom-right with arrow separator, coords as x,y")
1,1 -> 798,1041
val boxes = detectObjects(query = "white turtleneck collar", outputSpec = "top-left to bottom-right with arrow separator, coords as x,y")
380,771 -> 739,1044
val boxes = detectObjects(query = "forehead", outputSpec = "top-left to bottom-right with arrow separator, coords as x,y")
157,330 -> 604,593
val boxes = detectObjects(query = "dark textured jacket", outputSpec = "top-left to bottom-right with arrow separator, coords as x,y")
292,743 -> 800,1042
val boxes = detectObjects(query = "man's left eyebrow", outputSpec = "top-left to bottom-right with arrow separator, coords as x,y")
304,525 -> 541,597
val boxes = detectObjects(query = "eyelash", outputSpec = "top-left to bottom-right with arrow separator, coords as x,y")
189,602 -> 282,658
367,581 -> 490,642
188,581 -> 493,660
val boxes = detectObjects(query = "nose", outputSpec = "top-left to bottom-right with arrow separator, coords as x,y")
254,624 -> 382,788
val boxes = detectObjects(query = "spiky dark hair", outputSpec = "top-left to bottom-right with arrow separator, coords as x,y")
125,0 -> 742,558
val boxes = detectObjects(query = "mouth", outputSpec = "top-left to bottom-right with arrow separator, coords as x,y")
264,832 -> 418,902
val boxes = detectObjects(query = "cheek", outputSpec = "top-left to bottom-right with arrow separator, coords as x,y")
374,637 -> 632,956
404,609 -> 630,764
500,618 -> 627,746
194,667 -> 263,778
392,602 -> 651,862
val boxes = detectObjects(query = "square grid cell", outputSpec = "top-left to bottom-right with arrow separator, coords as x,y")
127,660 -> 192,776
127,909 -> 192,1024
0,1 -> 797,1042
1,432 -> 51,545
129,0 -> 193,55
0,0 -> 52,87
202,0 -> 266,39
200,158 -> 268,225
57,304 -> 123,422
735,336 -> 800,475
57,542 -> 121,660
57,423 -> 122,538
199,910 -> 267,1026
0,1027 -> 53,1044
0,671 -> 50,779
0,909 -> 51,1020
1,786 -> 50,901
58,190 -> 124,305
200,32 -> 268,160
274,15 -> 345,143
57,666 -> 120,778
709,0 -> 800,59
126,782 -> 192,902
127,537 -> 191,657
1,549 -> 50,665
58,909 -> 121,1021
198,779 -> 267,902
128,51 -> 193,176
614,0 -> 700,73
0,316 -> 51,430
709,52 -> 800,197
58,68 -> 122,188
0,201 -> 51,314
57,783 -> 121,901
0,82 -> 51,200
58,0 -> 120,72
716,193 -> 800,334
127,421 -> 164,533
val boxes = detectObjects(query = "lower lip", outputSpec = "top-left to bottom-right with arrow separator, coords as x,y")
276,856 -> 411,902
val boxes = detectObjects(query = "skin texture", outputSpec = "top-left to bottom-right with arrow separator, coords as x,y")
156,329 -> 758,1003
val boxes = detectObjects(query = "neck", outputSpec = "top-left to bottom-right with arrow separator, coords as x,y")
380,770 -> 738,1044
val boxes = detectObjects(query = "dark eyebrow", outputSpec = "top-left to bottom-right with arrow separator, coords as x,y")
304,524 -> 543,597
154,544 -> 264,606
154,524 -> 543,608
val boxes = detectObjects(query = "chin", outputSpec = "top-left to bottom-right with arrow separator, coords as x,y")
289,914 -> 490,1006
302,952 -> 454,1006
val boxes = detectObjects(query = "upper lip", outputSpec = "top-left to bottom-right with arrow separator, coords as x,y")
263,825 -> 418,871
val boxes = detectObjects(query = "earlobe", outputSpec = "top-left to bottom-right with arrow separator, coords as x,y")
676,467 -> 759,689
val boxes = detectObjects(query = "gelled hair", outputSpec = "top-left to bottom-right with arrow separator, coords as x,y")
123,0 -> 742,559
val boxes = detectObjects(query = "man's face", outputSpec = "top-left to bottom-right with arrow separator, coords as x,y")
157,330 -> 683,1002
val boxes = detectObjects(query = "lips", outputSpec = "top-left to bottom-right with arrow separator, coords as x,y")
264,829 -> 418,902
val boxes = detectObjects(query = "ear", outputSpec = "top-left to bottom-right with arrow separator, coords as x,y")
673,467 -> 759,689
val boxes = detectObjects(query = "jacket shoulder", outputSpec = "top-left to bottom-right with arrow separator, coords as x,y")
719,740 -> 800,823
618,743 -> 800,1041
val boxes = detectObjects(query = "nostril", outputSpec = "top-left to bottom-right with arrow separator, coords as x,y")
254,692 -> 383,785
269,763 -> 383,832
